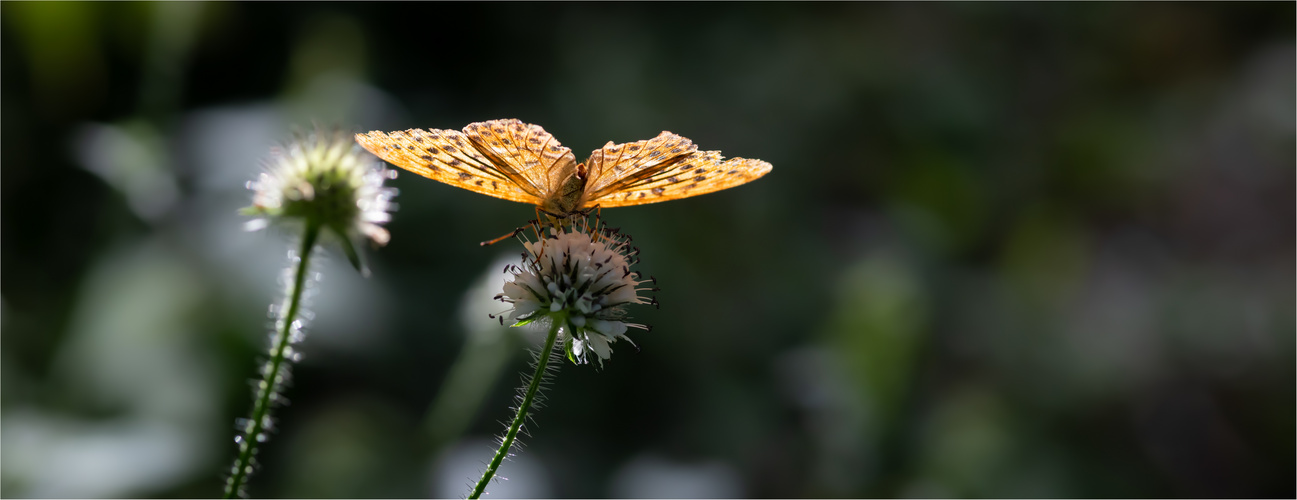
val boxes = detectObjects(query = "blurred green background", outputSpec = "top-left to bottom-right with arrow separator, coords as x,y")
2,2 -> 1293,498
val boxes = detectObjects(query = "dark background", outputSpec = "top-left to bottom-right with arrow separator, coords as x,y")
2,2 -> 1293,498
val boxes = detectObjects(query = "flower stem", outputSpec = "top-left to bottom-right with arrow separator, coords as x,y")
468,317 -> 563,499
224,222 -> 321,499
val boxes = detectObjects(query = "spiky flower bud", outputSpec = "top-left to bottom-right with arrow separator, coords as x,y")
495,217 -> 658,365
242,128 -> 397,273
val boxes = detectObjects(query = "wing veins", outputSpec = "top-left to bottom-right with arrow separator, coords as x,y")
355,129 -> 543,205
417,130 -> 511,182
589,152 -> 772,208
463,124 -> 545,198
586,132 -> 689,199
587,152 -> 693,201
539,134 -> 563,192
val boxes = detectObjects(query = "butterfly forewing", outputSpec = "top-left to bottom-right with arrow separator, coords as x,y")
355,128 -> 545,204
583,131 -> 698,197
587,150 -> 773,208
462,119 -> 576,196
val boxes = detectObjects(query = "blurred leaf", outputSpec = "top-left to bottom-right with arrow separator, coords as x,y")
1000,203 -> 1090,307
4,1 -> 106,116
73,121 -> 179,222
887,150 -> 989,255
914,386 -> 1015,497
827,251 -> 929,432
275,398 -> 419,498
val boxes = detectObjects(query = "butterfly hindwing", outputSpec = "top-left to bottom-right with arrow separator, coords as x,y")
583,131 -> 699,199
587,150 -> 773,208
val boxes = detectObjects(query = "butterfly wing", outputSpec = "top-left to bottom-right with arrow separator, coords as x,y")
356,128 -> 541,204
359,121 -> 770,209
582,131 -> 698,198
588,150 -> 772,208
582,131 -> 772,208
355,119 -> 576,205
461,119 -> 577,198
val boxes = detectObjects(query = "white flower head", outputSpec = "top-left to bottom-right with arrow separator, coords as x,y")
495,216 -> 659,366
243,128 -> 397,274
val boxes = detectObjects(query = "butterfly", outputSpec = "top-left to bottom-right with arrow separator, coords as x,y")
355,118 -> 772,228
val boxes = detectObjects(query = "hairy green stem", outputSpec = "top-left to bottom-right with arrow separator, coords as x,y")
224,222 -> 320,499
468,317 -> 563,499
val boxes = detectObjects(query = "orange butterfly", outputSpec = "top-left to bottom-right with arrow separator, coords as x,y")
355,118 -> 772,229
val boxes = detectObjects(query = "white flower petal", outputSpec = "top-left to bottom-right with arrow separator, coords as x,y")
585,333 -> 613,360
589,319 -> 627,337
509,301 -> 542,320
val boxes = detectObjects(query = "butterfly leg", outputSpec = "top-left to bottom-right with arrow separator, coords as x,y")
535,206 -> 574,231
478,227 -> 523,247
575,205 -> 604,242
572,204 -> 601,218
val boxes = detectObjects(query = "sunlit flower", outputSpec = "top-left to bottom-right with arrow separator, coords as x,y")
495,217 -> 658,365
242,128 -> 397,272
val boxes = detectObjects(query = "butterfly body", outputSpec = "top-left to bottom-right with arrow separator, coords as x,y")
355,119 -> 772,219
543,162 -> 590,218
